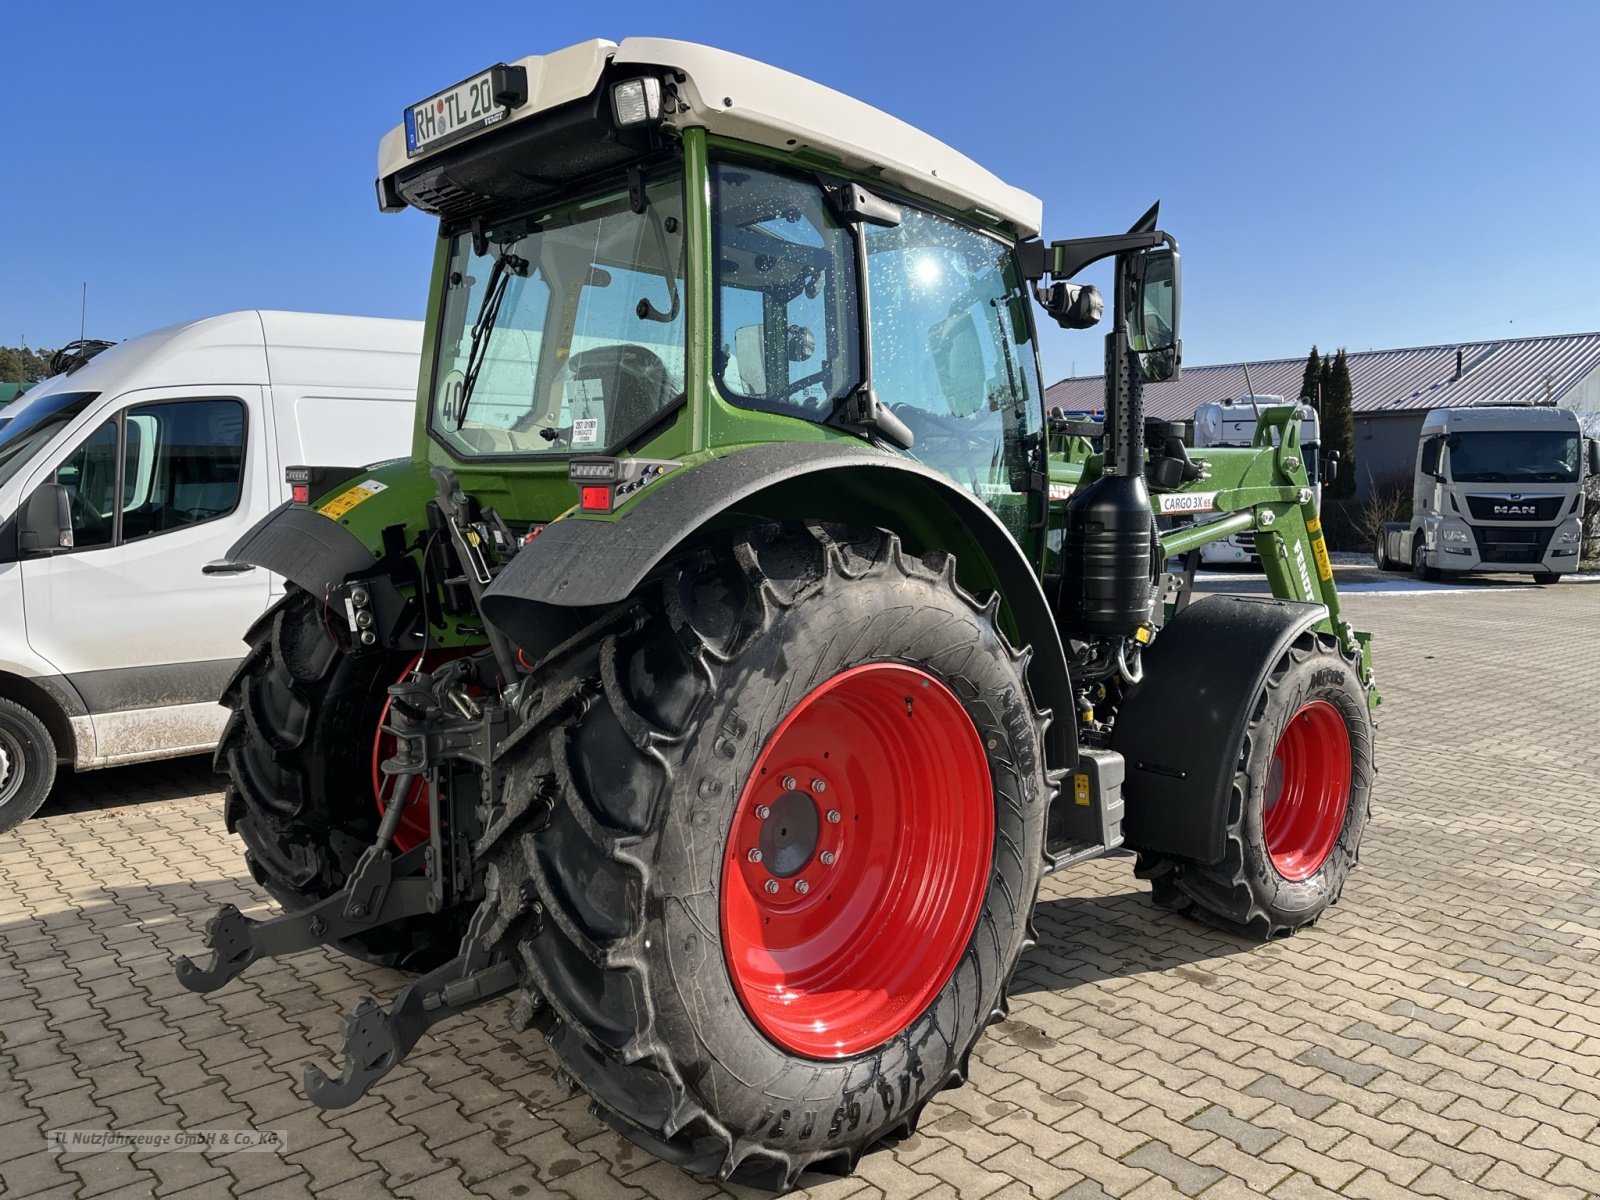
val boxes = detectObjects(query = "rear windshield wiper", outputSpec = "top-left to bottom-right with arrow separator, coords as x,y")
453,251 -> 529,431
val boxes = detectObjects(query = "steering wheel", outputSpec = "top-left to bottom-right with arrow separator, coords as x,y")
68,491 -> 110,543
891,403 -> 993,453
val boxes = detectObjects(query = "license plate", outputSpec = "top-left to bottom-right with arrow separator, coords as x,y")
405,69 -> 507,157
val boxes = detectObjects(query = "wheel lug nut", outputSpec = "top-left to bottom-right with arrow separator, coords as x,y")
826,810 -> 841,824
781,775 -> 797,791
764,879 -> 779,894
794,880 -> 810,895
755,804 -> 771,819
819,850 -> 836,866
811,778 -> 826,794
747,849 -> 763,863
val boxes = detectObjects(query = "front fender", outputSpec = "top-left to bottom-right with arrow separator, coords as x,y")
481,442 -> 1079,774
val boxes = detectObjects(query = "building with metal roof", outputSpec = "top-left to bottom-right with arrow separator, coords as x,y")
1044,330 -> 1600,498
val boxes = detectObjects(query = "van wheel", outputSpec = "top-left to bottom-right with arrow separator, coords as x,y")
1531,572 -> 1560,585
217,585 -> 466,968
0,698 -> 57,835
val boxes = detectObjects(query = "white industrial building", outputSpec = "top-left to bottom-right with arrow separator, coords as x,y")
1044,331 -> 1600,500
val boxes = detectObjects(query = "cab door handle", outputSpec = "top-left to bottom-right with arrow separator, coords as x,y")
202,560 -> 255,575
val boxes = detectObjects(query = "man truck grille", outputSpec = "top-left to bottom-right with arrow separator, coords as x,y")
1464,494 -> 1565,522
1471,525 -> 1554,563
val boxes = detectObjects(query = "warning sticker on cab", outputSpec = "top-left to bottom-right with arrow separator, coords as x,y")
318,479 -> 388,521
571,418 -> 599,446
1158,491 -> 1218,514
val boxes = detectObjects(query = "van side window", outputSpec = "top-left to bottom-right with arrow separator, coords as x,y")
53,421 -> 120,548
121,400 -> 246,541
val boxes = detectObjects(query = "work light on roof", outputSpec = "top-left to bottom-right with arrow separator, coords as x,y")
611,77 -> 663,126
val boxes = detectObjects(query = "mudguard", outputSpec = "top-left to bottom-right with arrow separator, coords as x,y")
1112,593 -> 1328,864
226,502 -> 378,596
481,441 -> 1080,775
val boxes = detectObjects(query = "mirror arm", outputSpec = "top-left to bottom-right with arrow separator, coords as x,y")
1019,231 -> 1173,282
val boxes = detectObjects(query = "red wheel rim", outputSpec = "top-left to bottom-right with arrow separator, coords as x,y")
719,662 -> 993,1059
371,651 -> 466,853
1262,699 -> 1353,881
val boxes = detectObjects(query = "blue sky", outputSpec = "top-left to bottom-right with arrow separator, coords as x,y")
3,1 -> 1597,383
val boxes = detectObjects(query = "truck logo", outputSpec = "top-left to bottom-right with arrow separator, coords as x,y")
1492,504 -> 1536,515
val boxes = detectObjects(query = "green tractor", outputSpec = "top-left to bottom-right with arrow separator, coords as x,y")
175,38 -> 1376,1188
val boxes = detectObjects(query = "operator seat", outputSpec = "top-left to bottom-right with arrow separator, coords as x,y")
564,344 -> 676,441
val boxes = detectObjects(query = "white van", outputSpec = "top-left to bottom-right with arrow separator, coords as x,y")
0,310 -> 421,831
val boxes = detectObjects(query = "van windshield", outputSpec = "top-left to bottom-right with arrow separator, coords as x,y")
428,171 -> 685,458
0,390 -> 99,490
1448,430 -> 1580,483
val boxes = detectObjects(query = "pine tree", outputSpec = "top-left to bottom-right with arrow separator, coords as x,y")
1298,346 -> 1322,409
1324,348 -> 1357,498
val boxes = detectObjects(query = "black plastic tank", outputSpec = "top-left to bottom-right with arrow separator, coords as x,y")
1062,472 -> 1154,636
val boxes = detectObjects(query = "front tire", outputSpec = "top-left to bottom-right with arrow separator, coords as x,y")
481,525 -> 1052,1188
217,585 -> 465,967
1136,630 -> 1373,939
0,698 -> 57,835
1532,571 -> 1561,585
1411,537 -> 1440,582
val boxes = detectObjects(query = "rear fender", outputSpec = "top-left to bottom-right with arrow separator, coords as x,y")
1111,593 -> 1329,864
481,442 -> 1081,778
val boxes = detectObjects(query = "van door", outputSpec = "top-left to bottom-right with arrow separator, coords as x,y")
18,386 -> 269,764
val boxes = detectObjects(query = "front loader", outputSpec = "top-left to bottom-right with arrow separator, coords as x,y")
174,38 -> 1376,1189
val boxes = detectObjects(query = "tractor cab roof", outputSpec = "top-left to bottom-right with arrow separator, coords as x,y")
377,37 -> 1042,238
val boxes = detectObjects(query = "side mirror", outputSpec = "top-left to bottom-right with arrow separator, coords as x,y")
1420,436 -> 1444,480
731,325 -> 767,394
20,483 -> 73,555
1324,449 -> 1341,486
1126,246 -> 1181,383
928,313 -> 986,418
1588,438 -> 1600,477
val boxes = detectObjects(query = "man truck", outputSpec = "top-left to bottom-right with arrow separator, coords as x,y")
145,39 -> 1379,1189
1377,403 -> 1597,583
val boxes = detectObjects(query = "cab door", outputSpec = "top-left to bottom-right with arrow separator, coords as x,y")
18,387 -> 269,759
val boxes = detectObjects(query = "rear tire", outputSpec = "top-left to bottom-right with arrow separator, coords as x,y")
1374,533 -> 1395,571
218,585 -> 465,968
0,698 -> 57,835
1136,630 -> 1373,939
480,525 -> 1052,1188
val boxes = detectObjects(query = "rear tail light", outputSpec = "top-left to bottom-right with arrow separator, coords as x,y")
291,483 -> 311,504
580,486 -> 612,512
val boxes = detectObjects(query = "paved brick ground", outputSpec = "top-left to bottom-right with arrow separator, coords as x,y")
3,574 -> 1598,1199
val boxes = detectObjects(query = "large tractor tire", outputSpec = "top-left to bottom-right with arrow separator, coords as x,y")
1136,630 -> 1373,940
480,524 -> 1052,1189
217,584 -> 465,968
0,697 -> 57,835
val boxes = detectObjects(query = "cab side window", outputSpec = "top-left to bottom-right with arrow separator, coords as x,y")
53,421 -> 120,549
43,398 -> 246,550
121,400 -> 246,541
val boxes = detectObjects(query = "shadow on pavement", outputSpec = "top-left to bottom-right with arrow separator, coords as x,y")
35,753 -> 221,821
1012,888 -> 1257,993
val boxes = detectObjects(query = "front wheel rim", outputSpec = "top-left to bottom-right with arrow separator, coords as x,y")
1262,699 -> 1353,880
0,726 -> 24,806
719,662 -> 994,1059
